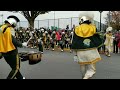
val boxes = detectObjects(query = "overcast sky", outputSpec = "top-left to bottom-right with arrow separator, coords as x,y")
0,11 -> 108,23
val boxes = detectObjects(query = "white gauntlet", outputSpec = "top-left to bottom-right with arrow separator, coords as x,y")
22,42 -> 28,47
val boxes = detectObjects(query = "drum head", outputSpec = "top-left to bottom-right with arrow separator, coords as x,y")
19,52 -> 29,62
21,54 -> 29,62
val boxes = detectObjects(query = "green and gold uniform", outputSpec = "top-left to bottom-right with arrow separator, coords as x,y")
71,24 -> 103,50
0,24 -> 23,79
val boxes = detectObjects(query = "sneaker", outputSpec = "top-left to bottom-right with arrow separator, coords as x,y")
83,72 -> 96,79
52,49 -> 54,51
107,54 -> 111,57
83,76 -> 89,79
61,50 -> 63,52
41,52 -> 43,54
92,72 -> 96,75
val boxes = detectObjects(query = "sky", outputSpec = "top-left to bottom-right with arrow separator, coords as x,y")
0,11 -> 108,22
0,11 -> 109,28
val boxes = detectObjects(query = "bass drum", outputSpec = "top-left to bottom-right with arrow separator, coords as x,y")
28,53 -> 42,65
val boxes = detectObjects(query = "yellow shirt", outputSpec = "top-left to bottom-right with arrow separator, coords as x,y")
0,24 -> 16,53
75,24 -> 96,38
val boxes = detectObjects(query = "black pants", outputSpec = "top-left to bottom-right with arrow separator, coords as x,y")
60,44 -> 64,50
56,40 -> 60,45
44,39 -> 49,48
38,42 -> 43,52
113,40 -> 119,53
3,52 -> 23,79
65,40 -> 69,48
51,43 -> 54,49
69,44 -> 72,49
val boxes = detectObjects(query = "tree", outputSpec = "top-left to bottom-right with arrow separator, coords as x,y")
10,11 -> 50,30
105,11 -> 120,31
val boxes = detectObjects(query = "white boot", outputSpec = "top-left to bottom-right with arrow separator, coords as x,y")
83,64 -> 96,79
80,65 -> 86,79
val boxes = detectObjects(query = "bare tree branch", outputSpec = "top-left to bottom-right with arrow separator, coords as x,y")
105,11 -> 120,30
9,11 -> 50,29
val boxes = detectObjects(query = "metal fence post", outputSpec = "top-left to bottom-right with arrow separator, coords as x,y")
58,18 -> 59,29
54,11 -> 55,28
38,20 -> 39,29
48,19 -> 49,29
71,17 -> 72,30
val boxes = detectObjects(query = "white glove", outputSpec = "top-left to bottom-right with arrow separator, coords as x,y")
38,39 -> 40,42
22,42 -> 28,47
112,36 -> 115,39
74,55 -> 79,62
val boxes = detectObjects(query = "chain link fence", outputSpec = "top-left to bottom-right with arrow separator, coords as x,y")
0,17 -> 107,32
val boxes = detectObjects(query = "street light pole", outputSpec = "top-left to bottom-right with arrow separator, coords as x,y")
54,11 -> 55,29
108,11 -> 111,26
99,11 -> 103,31
48,19 -> 49,29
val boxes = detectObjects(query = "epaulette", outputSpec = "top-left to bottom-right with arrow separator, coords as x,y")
3,26 -> 11,34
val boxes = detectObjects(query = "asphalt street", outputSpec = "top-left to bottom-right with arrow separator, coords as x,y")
0,47 -> 120,79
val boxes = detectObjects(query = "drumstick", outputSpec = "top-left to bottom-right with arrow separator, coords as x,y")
26,35 -> 33,45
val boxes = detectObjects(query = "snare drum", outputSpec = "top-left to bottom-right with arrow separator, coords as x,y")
28,53 -> 42,65
19,52 -> 29,62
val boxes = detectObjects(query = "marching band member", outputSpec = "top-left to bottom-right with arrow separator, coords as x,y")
26,28 -> 30,41
38,37 -> 44,54
0,15 -> 27,79
71,11 -> 102,79
69,31 -> 73,53
104,27 -> 114,57
56,31 -> 61,47
51,30 -> 56,51
19,28 -> 23,42
44,31 -> 51,50
59,31 -> 65,52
